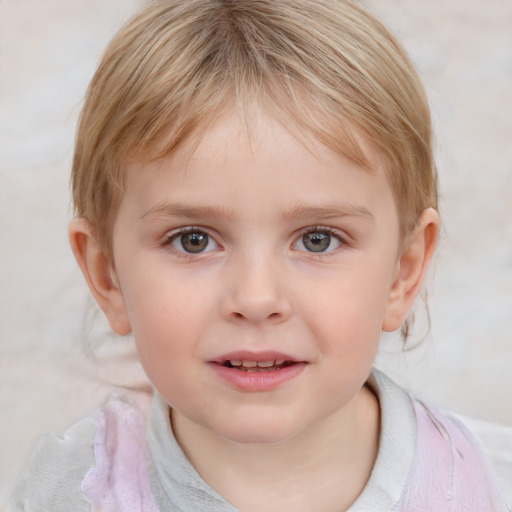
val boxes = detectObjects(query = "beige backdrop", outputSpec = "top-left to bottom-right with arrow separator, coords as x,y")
1,0 -> 511,507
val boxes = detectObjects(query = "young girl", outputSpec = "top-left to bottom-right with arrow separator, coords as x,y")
8,0 -> 511,510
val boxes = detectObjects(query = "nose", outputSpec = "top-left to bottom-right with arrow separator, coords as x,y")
220,255 -> 292,325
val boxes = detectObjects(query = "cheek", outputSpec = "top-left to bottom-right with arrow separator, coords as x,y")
120,269 -> 219,371
306,266 -> 393,328
123,280 -> 205,403
120,261 -> 201,326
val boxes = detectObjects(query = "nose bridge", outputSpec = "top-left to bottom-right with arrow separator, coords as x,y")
221,246 -> 291,324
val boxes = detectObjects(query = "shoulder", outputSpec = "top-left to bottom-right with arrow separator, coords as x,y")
407,397 -> 511,511
367,370 -> 510,511
7,396 -> 153,512
456,413 -> 512,511
81,397 -> 160,511
7,415 -> 98,512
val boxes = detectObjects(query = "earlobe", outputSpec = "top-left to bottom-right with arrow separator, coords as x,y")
382,208 -> 440,332
69,219 -> 131,335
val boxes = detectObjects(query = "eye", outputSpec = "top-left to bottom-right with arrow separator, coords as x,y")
165,228 -> 219,254
295,228 -> 343,253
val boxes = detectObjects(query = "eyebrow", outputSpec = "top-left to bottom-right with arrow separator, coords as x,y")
141,202 -> 236,222
281,205 -> 374,222
141,202 -> 373,223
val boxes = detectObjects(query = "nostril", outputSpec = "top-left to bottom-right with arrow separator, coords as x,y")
223,292 -> 292,323
231,311 -> 282,321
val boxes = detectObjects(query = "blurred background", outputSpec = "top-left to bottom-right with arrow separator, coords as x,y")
1,0 -> 511,506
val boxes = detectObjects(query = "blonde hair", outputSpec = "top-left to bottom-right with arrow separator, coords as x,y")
72,0 -> 438,258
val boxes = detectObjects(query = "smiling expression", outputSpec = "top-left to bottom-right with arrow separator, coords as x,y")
109,110 -> 403,444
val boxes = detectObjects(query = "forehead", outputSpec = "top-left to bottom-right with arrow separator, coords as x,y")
120,111 -> 399,229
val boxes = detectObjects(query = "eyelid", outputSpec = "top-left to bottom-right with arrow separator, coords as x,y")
299,225 -> 347,240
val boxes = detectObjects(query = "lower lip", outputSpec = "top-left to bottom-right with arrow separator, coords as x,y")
209,362 -> 307,392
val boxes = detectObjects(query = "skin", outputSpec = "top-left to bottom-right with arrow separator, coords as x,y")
70,110 -> 439,511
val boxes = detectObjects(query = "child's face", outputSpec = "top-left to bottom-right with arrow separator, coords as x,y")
110,111 -> 403,444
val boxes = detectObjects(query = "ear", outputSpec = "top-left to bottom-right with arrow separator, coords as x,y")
382,208 -> 440,332
69,219 -> 131,335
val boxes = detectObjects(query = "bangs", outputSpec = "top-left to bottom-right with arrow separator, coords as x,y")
72,0 -> 436,255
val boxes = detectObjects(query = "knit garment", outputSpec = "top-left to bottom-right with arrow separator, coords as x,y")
79,394 -> 508,511
81,400 -> 159,512
8,370 -> 512,511
399,401 -> 507,510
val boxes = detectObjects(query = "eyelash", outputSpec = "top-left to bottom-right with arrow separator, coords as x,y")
296,226 -> 347,256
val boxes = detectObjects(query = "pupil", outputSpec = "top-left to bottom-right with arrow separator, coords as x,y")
303,232 -> 330,252
181,232 -> 208,253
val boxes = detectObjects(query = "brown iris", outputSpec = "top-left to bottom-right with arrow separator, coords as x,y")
180,232 -> 209,253
302,231 -> 331,252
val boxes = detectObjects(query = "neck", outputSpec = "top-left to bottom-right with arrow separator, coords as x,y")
171,385 -> 380,512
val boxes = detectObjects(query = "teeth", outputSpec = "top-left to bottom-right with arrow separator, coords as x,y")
229,359 -> 292,369
237,360 -> 278,368
227,360 -> 291,369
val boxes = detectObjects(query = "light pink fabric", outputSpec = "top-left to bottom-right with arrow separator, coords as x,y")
81,399 -> 159,512
399,401 -> 508,511
80,397 -> 508,511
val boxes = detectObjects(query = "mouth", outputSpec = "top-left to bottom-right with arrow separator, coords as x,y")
221,359 -> 296,372
210,352 -> 306,391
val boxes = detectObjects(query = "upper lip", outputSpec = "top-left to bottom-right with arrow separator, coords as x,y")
211,350 -> 302,364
